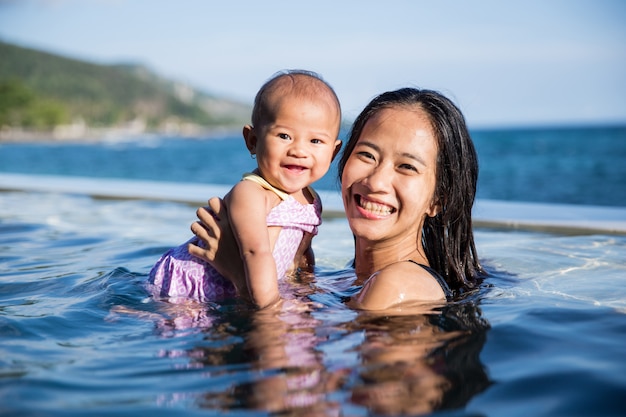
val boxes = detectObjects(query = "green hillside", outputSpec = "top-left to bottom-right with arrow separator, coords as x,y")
0,41 -> 251,136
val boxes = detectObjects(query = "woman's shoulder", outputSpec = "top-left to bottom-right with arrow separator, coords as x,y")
351,261 -> 448,310
379,261 -> 448,300
406,260 -> 453,300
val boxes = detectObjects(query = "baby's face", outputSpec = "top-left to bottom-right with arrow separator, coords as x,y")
252,94 -> 341,195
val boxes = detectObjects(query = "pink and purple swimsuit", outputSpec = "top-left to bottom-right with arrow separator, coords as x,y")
147,173 -> 322,303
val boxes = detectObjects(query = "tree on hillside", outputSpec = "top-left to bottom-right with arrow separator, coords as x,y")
0,79 -> 69,129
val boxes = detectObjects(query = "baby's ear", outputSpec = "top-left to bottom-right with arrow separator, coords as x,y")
331,139 -> 342,160
242,125 -> 256,154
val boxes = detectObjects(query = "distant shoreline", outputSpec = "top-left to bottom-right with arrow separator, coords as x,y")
2,121 -> 624,143
0,125 -> 243,143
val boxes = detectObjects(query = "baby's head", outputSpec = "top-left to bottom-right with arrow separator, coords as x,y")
244,70 -> 342,194
251,69 -> 341,131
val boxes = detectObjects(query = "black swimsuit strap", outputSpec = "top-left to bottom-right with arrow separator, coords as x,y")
407,260 -> 453,301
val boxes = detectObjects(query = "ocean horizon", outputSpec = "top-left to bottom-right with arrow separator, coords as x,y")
1,123 -> 625,208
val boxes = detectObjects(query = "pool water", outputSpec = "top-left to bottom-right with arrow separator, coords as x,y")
1,190 -> 625,416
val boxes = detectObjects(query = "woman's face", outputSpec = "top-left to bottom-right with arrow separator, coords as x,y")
341,106 -> 439,247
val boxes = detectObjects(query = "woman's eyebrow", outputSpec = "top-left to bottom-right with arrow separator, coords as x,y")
400,151 -> 427,167
358,140 -> 427,166
355,140 -> 428,167
355,140 -> 380,152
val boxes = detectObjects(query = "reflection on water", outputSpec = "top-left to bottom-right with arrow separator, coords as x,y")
349,304 -> 491,415
140,279 -> 491,415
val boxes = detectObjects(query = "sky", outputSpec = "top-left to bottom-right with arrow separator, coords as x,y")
0,0 -> 625,128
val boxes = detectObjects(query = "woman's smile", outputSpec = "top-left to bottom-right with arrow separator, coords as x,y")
356,194 -> 395,218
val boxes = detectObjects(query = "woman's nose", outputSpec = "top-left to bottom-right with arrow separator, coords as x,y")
363,163 -> 392,192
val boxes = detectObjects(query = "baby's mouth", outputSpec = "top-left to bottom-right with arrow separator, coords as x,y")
284,165 -> 306,172
356,195 -> 395,216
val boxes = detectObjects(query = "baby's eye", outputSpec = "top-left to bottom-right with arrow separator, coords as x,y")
278,133 -> 291,140
311,138 -> 322,144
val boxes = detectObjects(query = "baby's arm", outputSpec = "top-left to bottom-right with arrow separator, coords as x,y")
295,188 -> 320,273
227,180 -> 281,309
294,232 -> 315,273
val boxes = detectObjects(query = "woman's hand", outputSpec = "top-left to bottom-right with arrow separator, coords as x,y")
188,197 -> 248,298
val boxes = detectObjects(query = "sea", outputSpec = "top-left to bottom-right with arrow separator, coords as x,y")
1,124 -> 625,207
1,124 -> 625,416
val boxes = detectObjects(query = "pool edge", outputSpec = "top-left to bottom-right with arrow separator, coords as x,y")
2,173 -> 625,236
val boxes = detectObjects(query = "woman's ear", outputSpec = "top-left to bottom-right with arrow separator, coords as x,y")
242,125 -> 256,155
427,205 -> 440,218
427,196 -> 442,218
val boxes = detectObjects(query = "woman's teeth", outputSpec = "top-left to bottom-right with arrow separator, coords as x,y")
358,196 -> 393,215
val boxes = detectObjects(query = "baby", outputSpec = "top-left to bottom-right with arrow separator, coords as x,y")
147,70 -> 342,308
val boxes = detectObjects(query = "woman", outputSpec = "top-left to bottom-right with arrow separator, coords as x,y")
189,88 -> 484,310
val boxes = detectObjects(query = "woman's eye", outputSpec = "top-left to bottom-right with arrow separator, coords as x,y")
278,133 -> 291,140
399,163 -> 418,172
356,151 -> 375,161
